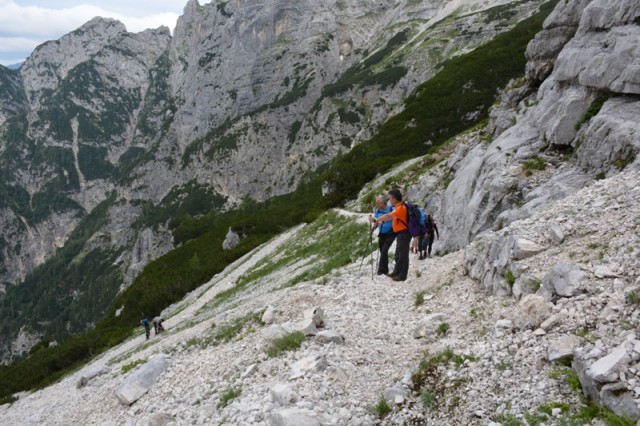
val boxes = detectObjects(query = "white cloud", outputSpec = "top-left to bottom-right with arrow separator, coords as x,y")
0,36 -> 41,53
0,1 -> 189,65
0,2 -> 180,37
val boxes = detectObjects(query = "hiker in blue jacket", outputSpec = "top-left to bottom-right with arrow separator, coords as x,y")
141,317 -> 151,340
368,195 -> 396,275
416,206 -> 428,260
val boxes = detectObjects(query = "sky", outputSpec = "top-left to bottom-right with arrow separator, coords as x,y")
0,0 -> 209,66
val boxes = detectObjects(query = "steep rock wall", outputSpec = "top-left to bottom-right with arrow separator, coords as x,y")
431,0 -> 640,253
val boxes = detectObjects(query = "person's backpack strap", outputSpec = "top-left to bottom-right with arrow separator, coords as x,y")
396,202 -> 409,228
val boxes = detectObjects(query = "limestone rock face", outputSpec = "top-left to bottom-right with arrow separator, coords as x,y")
431,0 -> 640,256
525,0 -> 592,83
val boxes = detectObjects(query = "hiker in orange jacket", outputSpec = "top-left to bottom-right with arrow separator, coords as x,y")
376,189 -> 410,282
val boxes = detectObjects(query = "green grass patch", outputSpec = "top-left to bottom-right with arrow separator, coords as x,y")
215,312 -> 264,343
522,157 -> 546,174
412,348 -> 476,389
436,323 -> 450,337
495,413 -> 522,426
121,359 -> 145,374
219,387 -> 241,408
626,291 -> 640,306
496,361 -> 513,371
266,331 -> 305,357
612,152 -> 636,170
415,290 -> 426,306
209,211 -> 369,307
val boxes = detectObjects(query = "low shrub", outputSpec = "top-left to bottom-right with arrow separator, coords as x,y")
505,269 -> 516,287
374,396 -> 392,418
421,390 -> 436,409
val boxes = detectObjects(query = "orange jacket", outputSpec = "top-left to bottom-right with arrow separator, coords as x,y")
390,203 -> 408,233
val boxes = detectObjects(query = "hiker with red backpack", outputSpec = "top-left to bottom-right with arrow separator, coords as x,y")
376,189 -> 411,282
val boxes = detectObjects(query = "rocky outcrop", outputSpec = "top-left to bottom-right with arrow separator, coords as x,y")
430,0 -> 640,254
222,227 -> 241,251
525,0 -> 592,84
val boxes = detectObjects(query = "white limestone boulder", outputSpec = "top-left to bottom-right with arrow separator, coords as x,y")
548,335 -> 581,362
587,346 -> 631,383
114,355 -> 169,405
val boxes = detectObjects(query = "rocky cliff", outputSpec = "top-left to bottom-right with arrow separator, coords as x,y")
422,0 -> 639,252
0,0 -> 544,362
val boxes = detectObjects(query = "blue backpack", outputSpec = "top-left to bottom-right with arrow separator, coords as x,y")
402,202 -> 426,237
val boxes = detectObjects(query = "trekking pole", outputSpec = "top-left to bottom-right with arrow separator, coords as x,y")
374,241 -> 380,280
359,220 -> 375,271
369,234 -> 375,280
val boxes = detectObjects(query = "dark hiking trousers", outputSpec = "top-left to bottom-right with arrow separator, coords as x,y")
419,232 -> 428,253
377,232 -> 396,275
391,230 -> 411,280
427,233 -> 436,256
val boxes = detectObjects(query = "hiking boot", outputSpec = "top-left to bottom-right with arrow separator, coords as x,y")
392,276 -> 405,282
386,273 -> 397,278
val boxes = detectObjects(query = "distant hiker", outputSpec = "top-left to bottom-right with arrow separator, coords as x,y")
152,316 -> 165,335
141,317 -> 151,340
413,206 -> 428,259
423,204 -> 440,258
376,189 -> 411,282
368,195 -> 396,275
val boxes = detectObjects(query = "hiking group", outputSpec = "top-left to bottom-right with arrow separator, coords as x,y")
369,189 -> 439,282
140,316 -> 165,340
